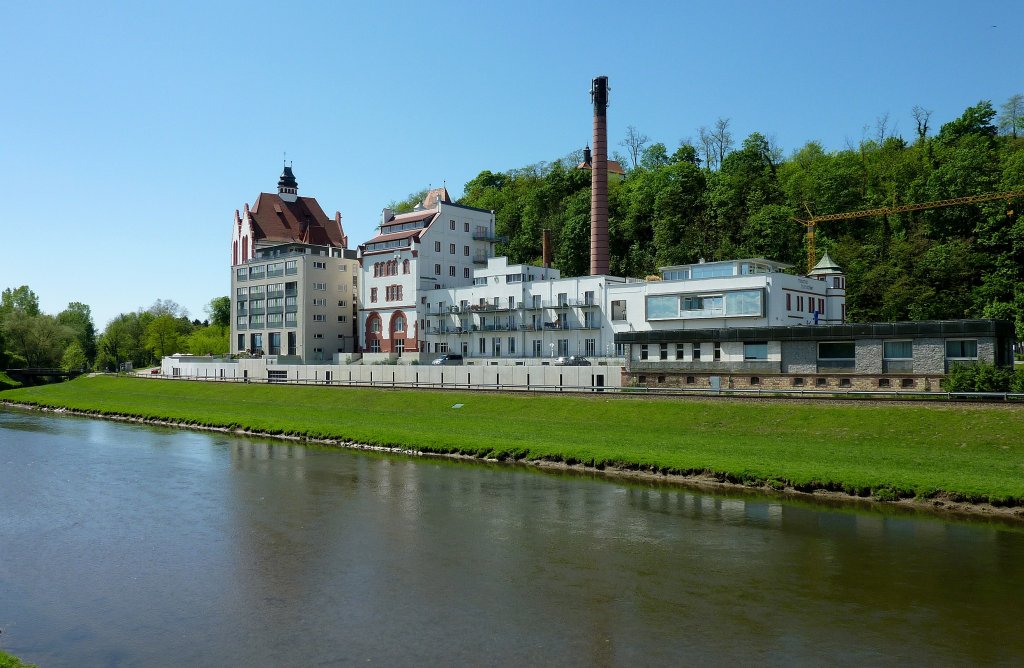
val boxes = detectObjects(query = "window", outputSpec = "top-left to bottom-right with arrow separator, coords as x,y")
786,293 -> 791,310
450,220 -> 456,230
312,298 -> 326,306
313,333 -> 324,339
611,300 -> 627,321
901,378 -> 915,389
449,266 -> 456,277
434,263 -> 441,275
839,378 -> 852,388
797,296 -> 804,312
693,344 -> 701,361
479,337 -> 486,354
660,343 -> 668,360
236,286 -> 248,297
878,378 -> 891,388
403,259 -> 410,274
464,268 -> 470,278
312,282 -> 326,291
249,265 -> 265,279
584,291 -> 595,305
464,246 -> 470,256
713,342 -> 721,361
818,342 -> 855,362
339,265 -> 347,272
675,344 -> 686,360
557,339 -> 569,356
313,261 -> 326,269
236,268 -> 247,281
285,260 -> 297,275
464,221 -> 470,232
945,339 -> 978,359
816,377 -> 827,387
533,340 -> 542,357
435,241 -> 441,252
883,340 -> 913,359
394,316 -> 405,332
267,313 -> 282,326
337,315 -> 347,323
743,342 -> 768,360
237,334 -> 244,350
338,300 -> 347,307
450,243 -> 456,254
750,376 -> 760,385
370,287 -> 378,302
370,340 -> 380,353
792,377 -> 805,387
686,376 -> 695,384
313,314 -> 326,322
585,339 -> 596,356
640,344 -> 649,360
370,318 -> 381,333
557,292 -> 568,306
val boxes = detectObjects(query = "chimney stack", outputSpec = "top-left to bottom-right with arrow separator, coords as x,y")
590,76 -> 610,276
542,229 -> 552,268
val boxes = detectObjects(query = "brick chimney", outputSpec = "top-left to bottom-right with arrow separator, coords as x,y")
542,229 -> 552,268
590,76 -> 610,276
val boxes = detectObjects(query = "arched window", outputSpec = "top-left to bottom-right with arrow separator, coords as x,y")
402,259 -> 410,274
394,315 -> 405,332
369,316 -> 382,332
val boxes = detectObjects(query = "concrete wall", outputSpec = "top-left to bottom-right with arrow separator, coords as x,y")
780,341 -> 817,373
160,357 -> 622,390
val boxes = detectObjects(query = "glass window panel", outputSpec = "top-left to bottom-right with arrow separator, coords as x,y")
725,290 -> 762,316
883,340 -> 913,359
818,342 -> 855,359
646,295 -> 680,319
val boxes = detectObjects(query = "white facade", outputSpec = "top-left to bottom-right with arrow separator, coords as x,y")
231,244 -> 359,361
413,256 -> 846,363
358,189 -> 498,356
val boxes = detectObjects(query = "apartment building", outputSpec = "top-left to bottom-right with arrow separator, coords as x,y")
230,167 -> 358,361
358,187 -> 498,356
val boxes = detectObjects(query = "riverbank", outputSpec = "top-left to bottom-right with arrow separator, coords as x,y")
0,650 -> 36,668
3,375 -> 1024,518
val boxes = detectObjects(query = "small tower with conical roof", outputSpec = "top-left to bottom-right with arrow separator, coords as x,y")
278,163 -> 298,202
809,250 -> 846,323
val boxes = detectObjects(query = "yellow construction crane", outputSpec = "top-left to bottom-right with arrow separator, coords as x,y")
795,190 -> 1023,273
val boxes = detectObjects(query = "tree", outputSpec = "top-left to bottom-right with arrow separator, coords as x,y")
61,340 -> 88,372
2,314 -> 73,367
148,299 -> 187,319
57,302 -> 97,364
206,296 -> 231,329
0,286 -> 40,317
185,325 -> 229,355
145,314 -> 183,359
619,125 -> 649,169
999,93 -> 1023,139
711,117 -> 734,170
912,105 -> 932,140
640,142 -> 670,169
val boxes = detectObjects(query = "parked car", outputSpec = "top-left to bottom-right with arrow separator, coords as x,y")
554,355 -> 591,366
431,353 -> 464,366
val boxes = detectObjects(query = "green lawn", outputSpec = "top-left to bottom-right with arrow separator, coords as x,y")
4,375 -> 1024,505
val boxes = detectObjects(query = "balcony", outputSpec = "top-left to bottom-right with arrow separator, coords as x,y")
472,254 -> 490,265
471,232 -> 508,242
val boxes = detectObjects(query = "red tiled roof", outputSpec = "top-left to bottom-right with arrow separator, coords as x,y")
248,193 -> 345,247
363,228 -> 425,245
578,160 -> 627,175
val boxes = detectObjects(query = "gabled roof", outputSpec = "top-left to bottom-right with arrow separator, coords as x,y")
363,228 -> 426,245
248,193 -> 345,247
577,159 -> 627,175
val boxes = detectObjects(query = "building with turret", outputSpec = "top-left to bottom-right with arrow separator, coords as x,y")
230,166 -> 358,361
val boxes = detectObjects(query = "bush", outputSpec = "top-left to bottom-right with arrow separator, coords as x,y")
941,362 -> 1013,393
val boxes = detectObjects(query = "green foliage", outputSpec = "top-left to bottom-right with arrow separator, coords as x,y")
0,370 -> 23,391
0,650 -> 37,668
185,325 -> 229,355
2,313 -> 74,367
206,296 -> 231,329
940,362 -> 1015,392
61,340 -> 88,371
7,376 -> 1024,507
0,285 -> 41,317
57,301 -> 97,363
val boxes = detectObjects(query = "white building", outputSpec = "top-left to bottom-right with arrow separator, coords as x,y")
230,167 -> 359,361
421,257 -> 627,360
357,187 -> 499,357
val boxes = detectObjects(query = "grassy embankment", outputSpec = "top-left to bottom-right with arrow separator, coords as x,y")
4,375 -> 1024,506
0,370 -> 22,392
0,650 -> 37,668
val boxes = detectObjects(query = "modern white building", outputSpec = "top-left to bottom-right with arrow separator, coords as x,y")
230,167 -> 359,361
357,187 -> 499,357
420,256 -> 628,361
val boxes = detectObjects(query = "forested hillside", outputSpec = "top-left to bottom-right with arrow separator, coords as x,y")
456,98 -> 1024,336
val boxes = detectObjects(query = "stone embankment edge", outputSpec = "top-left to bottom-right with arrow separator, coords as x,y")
4,400 -> 1023,523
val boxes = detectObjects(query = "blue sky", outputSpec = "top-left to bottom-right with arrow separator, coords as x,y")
2,0 -> 1018,328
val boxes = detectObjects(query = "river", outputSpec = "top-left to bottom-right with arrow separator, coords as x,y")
1,408 -> 1022,666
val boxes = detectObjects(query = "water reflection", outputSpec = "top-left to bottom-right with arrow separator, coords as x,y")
1,407 -> 1023,667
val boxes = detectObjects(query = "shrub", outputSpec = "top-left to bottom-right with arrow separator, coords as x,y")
941,362 -> 1013,392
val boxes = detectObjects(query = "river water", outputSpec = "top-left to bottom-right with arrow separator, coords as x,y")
1,408 -> 1022,666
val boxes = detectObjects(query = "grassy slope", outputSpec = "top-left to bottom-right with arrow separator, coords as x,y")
4,375 -> 1024,504
0,651 -> 37,668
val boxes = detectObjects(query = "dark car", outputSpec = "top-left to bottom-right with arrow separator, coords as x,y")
431,353 -> 464,366
554,355 -> 591,366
